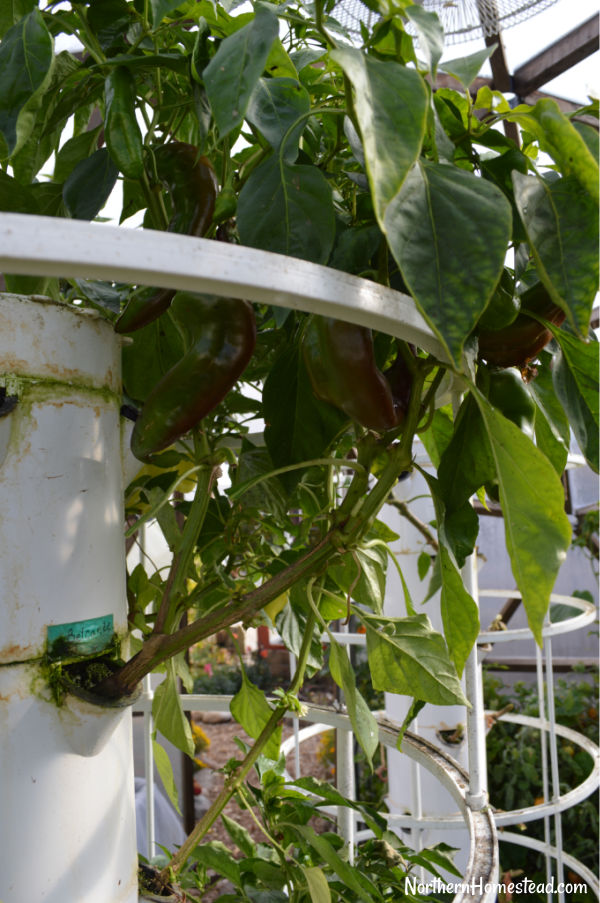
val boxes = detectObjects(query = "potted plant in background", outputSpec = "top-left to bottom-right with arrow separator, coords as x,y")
0,0 -> 597,898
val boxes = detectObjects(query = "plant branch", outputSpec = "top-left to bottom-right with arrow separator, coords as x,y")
386,498 -> 439,552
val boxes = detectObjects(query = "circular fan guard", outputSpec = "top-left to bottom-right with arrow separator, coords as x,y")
333,0 -> 559,44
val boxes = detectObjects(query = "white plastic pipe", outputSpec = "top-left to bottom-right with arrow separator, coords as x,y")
0,294 -> 137,903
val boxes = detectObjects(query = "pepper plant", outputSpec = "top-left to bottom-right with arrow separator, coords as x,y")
0,0 -> 598,890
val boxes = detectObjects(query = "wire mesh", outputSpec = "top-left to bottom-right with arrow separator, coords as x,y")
333,0 -> 559,44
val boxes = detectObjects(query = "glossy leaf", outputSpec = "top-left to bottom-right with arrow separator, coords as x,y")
204,2 -> 278,139
230,673 -> 281,761
246,77 -> 310,162
474,392 -> 572,643
62,147 -> 118,220
549,325 -> 599,473
386,160 -> 512,366
513,171 -> 598,336
152,666 -> 194,757
328,638 -> 379,765
405,5 -> 443,78
237,155 -> 335,264
332,47 -> 427,228
0,9 -> 54,158
364,613 -> 467,705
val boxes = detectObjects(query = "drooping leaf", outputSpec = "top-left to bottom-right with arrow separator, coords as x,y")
230,673 -> 281,761
237,155 -> 335,264
439,45 -> 495,90
513,171 -> 598,336
303,866 -> 332,903
421,473 -> 479,675
548,325 -> 599,473
152,739 -> 182,815
204,2 -> 279,139
364,613 -> 467,705
474,391 -> 572,642
246,77 -> 310,162
263,344 -> 347,483
328,638 -> 379,765
528,354 -> 570,475
437,393 -> 496,512
405,5 -> 443,78
331,47 -> 427,228
62,147 -> 119,220
419,405 -> 454,468
152,666 -> 194,757
385,160 -> 512,366
121,311 -> 184,403
0,9 -> 54,158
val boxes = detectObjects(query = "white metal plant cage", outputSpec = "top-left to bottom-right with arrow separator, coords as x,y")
0,213 -> 598,902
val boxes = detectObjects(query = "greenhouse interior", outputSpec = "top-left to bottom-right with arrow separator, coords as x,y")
0,0 -> 598,900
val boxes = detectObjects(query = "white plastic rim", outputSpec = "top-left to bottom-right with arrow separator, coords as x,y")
478,591 -> 598,643
0,212 -> 447,360
133,694 -> 498,903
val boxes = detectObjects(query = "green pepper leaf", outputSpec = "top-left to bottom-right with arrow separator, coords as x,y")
62,147 -> 118,220
190,842 -> 242,887
230,672 -> 281,761
204,2 -> 278,139
439,45 -> 495,90
263,343 -> 347,484
386,160 -> 512,366
237,155 -> 335,264
473,391 -> 572,643
246,77 -> 310,162
328,638 -> 379,766
152,665 -> 194,757
528,354 -> 570,475
0,0 -> 35,39
303,866 -> 332,903
510,98 -> 599,200
437,393 -> 496,512
548,326 -> 599,473
513,172 -> 598,336
405,5 -> 443,78
290,825 -> 380,902
0,9 -> 54,159
150,0 -> 184,26
152,739 -> 182,815
54,127 -> 102,182
331,47 -> 427,229
364,613 -> 467,705
104,67 -> 144,179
